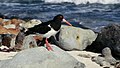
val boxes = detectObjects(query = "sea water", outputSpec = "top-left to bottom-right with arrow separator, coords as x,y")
0,0 -> 120,32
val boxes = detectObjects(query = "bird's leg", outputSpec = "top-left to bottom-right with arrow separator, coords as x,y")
45,38 -> 53,51
49,36 -> 59,46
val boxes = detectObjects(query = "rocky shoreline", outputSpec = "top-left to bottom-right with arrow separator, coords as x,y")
0,18 -> 120,68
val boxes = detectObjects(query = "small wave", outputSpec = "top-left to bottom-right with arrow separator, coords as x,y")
0,0 -> 120,5
0,3 -> 21,6
44,0 -> 120,5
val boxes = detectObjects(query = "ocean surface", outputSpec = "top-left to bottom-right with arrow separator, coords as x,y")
0,0 -> 120,32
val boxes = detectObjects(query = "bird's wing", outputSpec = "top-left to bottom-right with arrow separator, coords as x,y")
25,20 -> 53,35
26,24 -> 51,34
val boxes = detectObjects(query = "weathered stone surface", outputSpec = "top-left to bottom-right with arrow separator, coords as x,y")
86,24 -> 120,57
22,35 -> 38,50
59,25 -> 97,50
91,47 -> 117,67
3,24 -> 16,29
2,34 -> 15,48
21,19 -> 42,28
12,32 -> 26,51
11,35 -> 37,51
115,62 -> 120,68
10,36 -> 16,48
0,60 -> 11,67
102,47 -> 117,65
0,46 -> 85,68
92,56 -> 111,67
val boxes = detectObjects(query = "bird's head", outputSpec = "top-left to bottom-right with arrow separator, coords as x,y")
53,14 -> 72,26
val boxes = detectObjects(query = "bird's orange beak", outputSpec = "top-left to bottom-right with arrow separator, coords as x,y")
62,19 -> 72,26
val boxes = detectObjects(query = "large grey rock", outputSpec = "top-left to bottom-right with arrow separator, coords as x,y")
0,60 -> 11,67
0,45 -> 85,68
59,26 -> 97,50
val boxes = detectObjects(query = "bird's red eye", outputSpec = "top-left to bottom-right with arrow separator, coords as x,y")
59,16 -> 63,19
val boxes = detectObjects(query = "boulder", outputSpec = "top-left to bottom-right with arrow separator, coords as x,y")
86,24 -> 120,57
102,47 -> 117,65
0,46 -> 85,68
91,47 -> 117,67
22,35 -> 38,49
59,25 -> 97,50
2,34 -> 15,48
13,32 -> 26,50
21,19 -> 42,28
13,35 -> 37,51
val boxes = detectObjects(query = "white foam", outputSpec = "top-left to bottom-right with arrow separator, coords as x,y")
0,0 -> 120,5
44,0 -> 120,5
0,3 -> 21,6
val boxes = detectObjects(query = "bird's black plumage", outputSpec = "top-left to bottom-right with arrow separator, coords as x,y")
25,14 -> 64,35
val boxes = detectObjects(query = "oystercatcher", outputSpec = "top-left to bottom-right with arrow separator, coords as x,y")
25,14 -> 72,51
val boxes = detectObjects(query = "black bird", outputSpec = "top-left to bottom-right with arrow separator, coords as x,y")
25,14 -> 72,51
